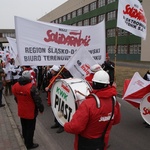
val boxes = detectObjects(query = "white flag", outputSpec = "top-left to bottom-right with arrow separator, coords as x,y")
6,37 -> 20,66
65,46 -> 97,78
117,0 -> 147,40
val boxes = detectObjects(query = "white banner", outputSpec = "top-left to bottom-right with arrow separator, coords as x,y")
15,16 -> 106,66
65,46 -> 97,78
117,0 -> 147,40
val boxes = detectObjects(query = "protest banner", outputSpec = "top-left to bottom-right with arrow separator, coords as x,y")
15,16 -> 106,66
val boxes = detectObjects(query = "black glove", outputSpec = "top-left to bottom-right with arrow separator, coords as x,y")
39,104 -> 44,113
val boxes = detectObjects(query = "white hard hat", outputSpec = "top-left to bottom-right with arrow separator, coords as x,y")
22,70 -> 31,79
90,64 -> 102,72
92,70 -> 110,84
51,65 -> 60,72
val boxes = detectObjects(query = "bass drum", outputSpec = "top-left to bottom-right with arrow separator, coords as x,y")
51,78 -> 92,126
140,93 -> 150,125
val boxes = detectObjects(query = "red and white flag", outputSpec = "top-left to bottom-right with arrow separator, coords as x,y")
117,0 -> 147,40
65,46 -> 97,79
122,72 -> 150,108
6,37 -> 20,66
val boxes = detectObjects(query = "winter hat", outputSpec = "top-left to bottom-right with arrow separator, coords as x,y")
90,64 -> 102,72
22,70 -> 31,79
106,52 -> 110,59
51,65 -> 60,72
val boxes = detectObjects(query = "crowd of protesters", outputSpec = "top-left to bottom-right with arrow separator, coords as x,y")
0,47 -> 121,150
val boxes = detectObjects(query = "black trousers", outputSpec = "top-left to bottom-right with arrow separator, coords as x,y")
20,117 -> 36,148
0,89 -> 3,105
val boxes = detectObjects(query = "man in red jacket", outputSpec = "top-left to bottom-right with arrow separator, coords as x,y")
12,70 -> 44,149
85,64 -> 102,86
64,70 -> 121,150
45,65 -> 64,133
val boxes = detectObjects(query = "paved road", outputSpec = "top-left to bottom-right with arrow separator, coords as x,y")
5,91 -> 150,150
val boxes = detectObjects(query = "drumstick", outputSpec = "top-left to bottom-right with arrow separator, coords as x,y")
47,66 -> 65,88
75,90 -> 87,97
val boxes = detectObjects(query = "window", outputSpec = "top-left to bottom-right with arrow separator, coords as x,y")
90,2 -> 97,11
98,0 -> 106,8
107,0 -> 115,4
67,13 -> 71,20
118,45 -> 128,54
129,44 -> 141,54
118,28 -> 128,36
77,21 -> 82,26
90,17 -> 97,25
59,17 -> 62,23
63,15 -> 66,22
107,28 -> 116,37
107,45 -> 115,54
98,14 -> 105,22
83,5 -> 89,14
77,8 -> 82,16
107,11 -> 116,21
72,23 -> 77,26
72,11 -> 76,18
55,19 -> 58,23
83,19 -> 89,26
138,45 -> 141,54
2,32 -> 15,38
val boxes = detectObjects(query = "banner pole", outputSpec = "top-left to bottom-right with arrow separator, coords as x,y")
114,27 -> 118,83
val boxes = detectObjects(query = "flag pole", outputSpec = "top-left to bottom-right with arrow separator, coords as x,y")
47,46 -> 82,89
114,27 -> 118,83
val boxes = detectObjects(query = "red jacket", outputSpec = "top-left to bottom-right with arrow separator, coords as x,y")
47,74 -> 62,105
12,82 -> 35,119
64,86 -> 121,150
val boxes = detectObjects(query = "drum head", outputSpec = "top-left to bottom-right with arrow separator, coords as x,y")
51,79 -> 77,126
140,93 -> 150,125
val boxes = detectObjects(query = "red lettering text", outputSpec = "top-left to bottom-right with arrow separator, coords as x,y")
44,30 -> 91,47
143,107 -> 150,115
81,64 -> 90,75
123,4 -> 146,23
61,83 -> 70,93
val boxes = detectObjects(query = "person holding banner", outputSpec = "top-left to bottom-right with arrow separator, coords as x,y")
85,64 -> 102,86
45,65 -> 64,133
64,70 -> 121,150
12,70 -> 44,149
45,65 -> 62,106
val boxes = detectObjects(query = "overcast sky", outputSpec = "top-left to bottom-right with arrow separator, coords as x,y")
0,0 -> 68,29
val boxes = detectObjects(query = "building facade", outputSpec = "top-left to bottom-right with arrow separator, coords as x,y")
0,29 -> 15,49
39,0 -> 149,62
